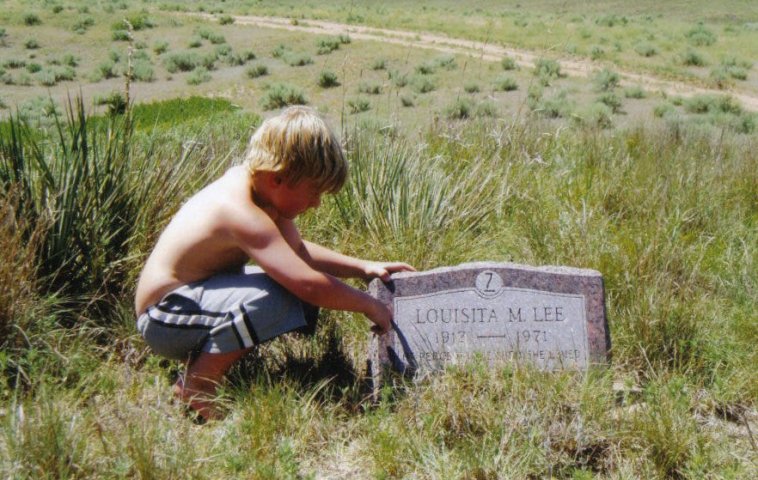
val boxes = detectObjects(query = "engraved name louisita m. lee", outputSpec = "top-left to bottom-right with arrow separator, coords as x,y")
367,262 -> 610,380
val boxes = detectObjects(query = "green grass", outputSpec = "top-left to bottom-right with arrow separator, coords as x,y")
0,0 -> 757,476
1,94 -> 756,477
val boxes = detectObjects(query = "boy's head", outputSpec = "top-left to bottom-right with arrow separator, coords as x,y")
244,106 -> 347,193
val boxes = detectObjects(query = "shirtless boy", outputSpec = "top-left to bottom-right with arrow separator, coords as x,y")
135,106 -> 414,420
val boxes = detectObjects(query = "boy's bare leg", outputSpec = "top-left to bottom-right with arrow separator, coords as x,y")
174,347 -> 254,420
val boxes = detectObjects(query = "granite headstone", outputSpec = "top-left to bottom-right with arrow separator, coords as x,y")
368,262 -> 609,383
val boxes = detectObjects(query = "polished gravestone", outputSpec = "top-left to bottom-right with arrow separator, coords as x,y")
368,262 -> 609,383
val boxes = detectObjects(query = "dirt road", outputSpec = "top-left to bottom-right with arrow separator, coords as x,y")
194,13 -> 758,112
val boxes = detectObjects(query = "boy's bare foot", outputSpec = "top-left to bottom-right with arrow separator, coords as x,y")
173,377 -> 223,422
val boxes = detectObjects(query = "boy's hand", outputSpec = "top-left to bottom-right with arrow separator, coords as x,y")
367,300 -> 392,334
363,261 -> 416,282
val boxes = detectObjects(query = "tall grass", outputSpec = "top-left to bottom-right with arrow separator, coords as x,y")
1,96 -> 756,477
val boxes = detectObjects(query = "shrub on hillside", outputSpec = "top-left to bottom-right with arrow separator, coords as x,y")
684,95 -> 741,115
283,52 -> 313,67
372,58 -> 387,71
434,55 -> 457,70
218,14 -> 234,25
23,13 -> 42,26
72,17 -> 95,34
464,82 -> 480,93
318,70 -> 339,88
501,56 -> 517,70
390,70 -> 408,88
260,83 -> 307,110
634,42 -> 658,57
112,30 -> 130,41
680,49 -> 707,67
415,61 -> 436,75
245,63 -> 268,78
444,97 -> 474,119
411,76 -> 436,94
494,75 -> 518,91
476,100 -> 498,117
153,40 -> 170,55
347,97 -> 371,114
624,86 -> 646,99
164,51 -> 200,73
132,60 -> 155,82
590,45 -> 605,60
358,81 -> 382,95
316,37 -> 341,55
186,67 -> 211,85
598,92 -> 623,113
24,39 -> 40,49
593,68 -> 619,91
534,58 -> 562,85
686,24 -> 716,46
574,102 -> 613,128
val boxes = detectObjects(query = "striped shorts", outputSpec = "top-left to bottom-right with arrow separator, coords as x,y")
136,266 -> 317,361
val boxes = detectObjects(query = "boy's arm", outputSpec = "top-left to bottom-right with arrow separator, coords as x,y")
228,209 -> 392,331
302,240 -> 415,281
277,217 -> 415,281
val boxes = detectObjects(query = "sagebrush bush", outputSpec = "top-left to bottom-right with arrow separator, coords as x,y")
260,83 -> 307,110
283,52 -> 313,67
318,70 -> 339,88
164,51 -> 200,73
590,45 -> 605,60
153,40 -> 169,55
411,76 -> 436,93
415,61 -> 436,75
593,68 -> 619,91
597,92 -> 623,113
371,58 -> 387,70
444,97 -> 474,119
501,56 -> 517,70
686,23 -> 717,46
132,61 -> 155,82
358,81 -> 382,95
186,67 -> 211,85
680,49 -> 707,67
23,13 -> 42,26
245,63 -> 268,78
624,86 -> 646,99
634,42 -> 658,57
493,75 -> 518,91
347,97 -> 371,114
534,58 -> 562,85
218,14 -> 234,25
390,70 -> 408,88
463,82 -> 480,93
315,37 -> 340,55
684,95 -> 742,115
112,30 -> 130,42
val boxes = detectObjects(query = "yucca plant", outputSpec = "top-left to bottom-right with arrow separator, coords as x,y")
0,97 -> 210,310
332,131 -> 502,267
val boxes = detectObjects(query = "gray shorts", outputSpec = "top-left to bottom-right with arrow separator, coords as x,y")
136,266 -> 317,361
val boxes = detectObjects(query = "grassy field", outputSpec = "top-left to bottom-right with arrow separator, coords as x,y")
1,1 -> 757,479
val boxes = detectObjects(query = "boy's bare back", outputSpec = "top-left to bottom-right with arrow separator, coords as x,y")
135,165 -> 270,314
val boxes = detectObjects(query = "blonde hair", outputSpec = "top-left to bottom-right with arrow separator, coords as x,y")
243,106 -> 347,193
